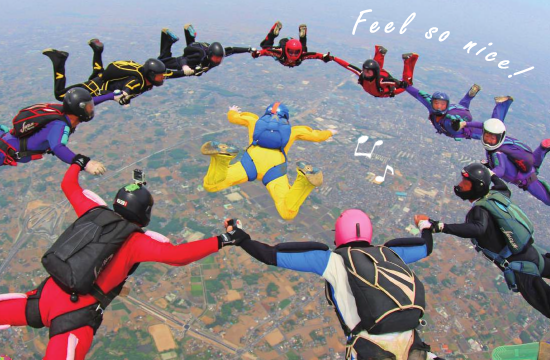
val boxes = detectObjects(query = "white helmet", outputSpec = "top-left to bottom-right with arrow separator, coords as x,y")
482,118 -> 506,151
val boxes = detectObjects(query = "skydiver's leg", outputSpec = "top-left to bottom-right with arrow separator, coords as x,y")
374,45 -> 387,68
458,84 -> 481,109
515,272 -> 550,318
87,38 -> 104,80
401,53 -> 418,85
299,24 -> 307,51
265,162 -> 322,221
491,96 -> 514,122
42,49 -> 70,101
526,180 -> 550,206
261,21 -> 282,49
159,28 -> 179,60
202,142 -> 248,192
184,23 -> 197,46
45,326 -> 94,360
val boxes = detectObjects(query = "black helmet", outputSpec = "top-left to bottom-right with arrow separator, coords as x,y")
63,88 -> 94,122
454,163 -> 492,201
207,42 -> 225,66
113,184 -> 154,227
142,58 -> 166,86
361,59 -> 380,81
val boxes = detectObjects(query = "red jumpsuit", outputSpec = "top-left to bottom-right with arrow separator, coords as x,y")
0,164 -> 220,359
334,45 -> 418,98
254,47 -> 328,68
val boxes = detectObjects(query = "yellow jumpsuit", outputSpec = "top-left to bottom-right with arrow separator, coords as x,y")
203,110 -> 333,220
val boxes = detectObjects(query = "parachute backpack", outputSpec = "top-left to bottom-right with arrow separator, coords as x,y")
251,102 -> 292,151
10,103 -> 68,138
329,245 -> 426,335
473,190 -> 541,292
42,206 -> 143,297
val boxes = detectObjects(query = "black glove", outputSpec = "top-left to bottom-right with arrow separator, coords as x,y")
398,81 -> 409,89
217,228 -> 250,248
429,219 -> 444,233
322,52 -> 333,63
71,154 -> 90,171
451,119 -> 462,131
119,96 -> 131,105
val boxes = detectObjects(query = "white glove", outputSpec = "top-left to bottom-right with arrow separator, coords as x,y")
229,105 -> 241,113
328,129 -> 338,135
417,220 -> 432,232
183,65 -> 195,76
85,160 -> 106,176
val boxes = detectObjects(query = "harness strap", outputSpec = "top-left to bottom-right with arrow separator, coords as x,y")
49,303 -> 104,338
0,136 -> 18,166
18,136 -> 46,159
25,278 -> 48,329
241,151 -> 258,181
89,284 -> 119,310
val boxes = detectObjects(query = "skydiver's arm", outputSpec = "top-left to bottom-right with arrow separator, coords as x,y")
332,57 -> 362,76
256,48 -> 282,58
464,121 -> 484,129
131,234 -> 220,265
491,174 -> 511,197
163,69 -> 187,80
92,93 -> 115,106
225,47 -> 252,56
227,110 -> 258,127
301,52 -> 328,61
47,121 -> 76,165
383,230 -> 433,264
122,77 -> 144,96
406,86 -> 433,110
284,126 -> 333,152
442,206 -> 490,238
239,238 -> 331,276
61,164 -> 102,217
489,151 -> 507,178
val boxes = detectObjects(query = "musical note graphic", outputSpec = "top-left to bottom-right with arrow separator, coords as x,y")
354,136 -> 384,159
375,165 -> 394,183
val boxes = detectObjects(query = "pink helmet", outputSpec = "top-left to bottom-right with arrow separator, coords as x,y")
334,209 -> 373,247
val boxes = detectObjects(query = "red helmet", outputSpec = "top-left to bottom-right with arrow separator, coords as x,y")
285,39 -> 303,62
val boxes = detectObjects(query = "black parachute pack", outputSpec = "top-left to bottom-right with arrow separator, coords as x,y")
330,245 -> 426,335
10,103 -> 68,138
42,206 -> 143,296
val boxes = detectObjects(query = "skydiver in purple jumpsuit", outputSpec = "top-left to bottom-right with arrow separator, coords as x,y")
0,93 -> 113,167
464,117 -> 550,206
406,84 -> 513,141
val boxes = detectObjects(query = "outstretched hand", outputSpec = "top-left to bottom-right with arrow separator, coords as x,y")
85,160 -> 106,176
229,105 -> 241,113
218,218 -> 249,247
328,129 -> 338,135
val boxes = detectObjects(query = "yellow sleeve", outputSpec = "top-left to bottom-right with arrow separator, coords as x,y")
285,126 -> 333,153
227,110 -> 259,127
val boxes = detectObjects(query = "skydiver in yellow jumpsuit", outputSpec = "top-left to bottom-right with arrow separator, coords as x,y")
201,102 -> 336,220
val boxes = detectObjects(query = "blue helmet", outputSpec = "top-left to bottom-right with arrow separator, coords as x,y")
431,92 -> 450,116
265,102 -> 289,120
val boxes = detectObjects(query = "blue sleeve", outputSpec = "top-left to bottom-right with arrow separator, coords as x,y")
389,245 -> 428,264
406,86 -> 432,111
276,250 -> 331,276
491,152 -> 507,178
47,121 -> 75,164
93,92 -> 115,105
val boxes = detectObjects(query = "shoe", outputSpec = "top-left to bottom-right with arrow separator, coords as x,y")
495,95 -> 514,103
541,139 -> 550,150
402,52 -> 418,60
201,141 -> 239,156
162,28 -> 179,43
271,21 -> 283,37
468,84 -> 481,97
376,45 -> 388,56
88,38 -> 104,53
42,48 -> 69,61
296,161 -> 323,187
184,23 -> 196,38
299,24 -> 307,38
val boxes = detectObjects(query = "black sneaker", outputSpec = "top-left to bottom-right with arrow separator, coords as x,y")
42,48 -> 69,61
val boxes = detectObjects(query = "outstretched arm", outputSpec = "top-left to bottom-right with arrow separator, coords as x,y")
285,126 -> 334,152
227,108 -> 258,128
61,164 -> 103,217
252,48 -> 283,59
442,206 -> 490,238
131,235 -> 220,265
383,229 -> 433,264
332,57 -> 361,76
47,121 -> 77,165
92,93 -> 115,106
225,46 -> 253,56
406,85 -> 433,111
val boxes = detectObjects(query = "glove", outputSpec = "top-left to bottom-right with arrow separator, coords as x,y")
118,91 -> 132,105
398,81 -> 409,89
85,160 -> 106,176
322,52 -> 333,63
229,105 -> 241,113
480,159 -> 491,168
183,65 -> 194,76
451,119 -> 462,132
217,226 -> 250,248
428,219 -> 444,233
71,154 -> 90,171
248,47 -> 257,53
251,51 -> 260,59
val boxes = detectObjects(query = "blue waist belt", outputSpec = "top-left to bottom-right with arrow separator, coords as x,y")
241,150 -> 287,186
